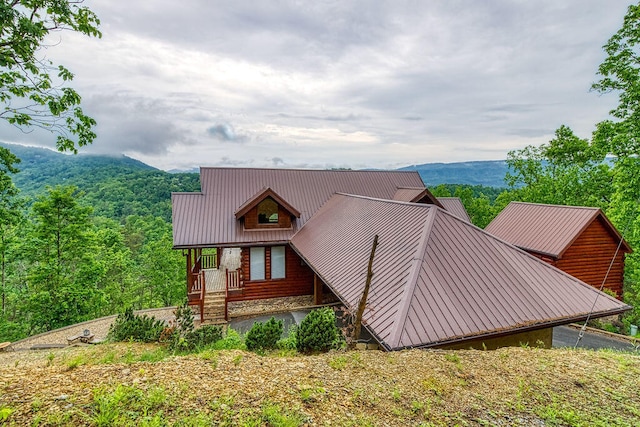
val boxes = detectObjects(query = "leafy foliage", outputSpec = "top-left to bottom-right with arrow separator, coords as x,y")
296,308 -> 340,353
505,126 -> 613,209
107,307 -> 165,343
431,184 -> 511,228
25,185 -> 102,331
0,1 -> 100,152
245,317 -> 284,351
1,142 -> 200,222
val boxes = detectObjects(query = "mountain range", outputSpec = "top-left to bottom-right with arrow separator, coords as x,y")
1,143 -> 510,194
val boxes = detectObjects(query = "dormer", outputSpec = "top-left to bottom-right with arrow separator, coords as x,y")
235,187 -> 301,230
393,187 -> 443,207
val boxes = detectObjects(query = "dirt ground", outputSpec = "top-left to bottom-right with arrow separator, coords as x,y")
0,343 -> 639,426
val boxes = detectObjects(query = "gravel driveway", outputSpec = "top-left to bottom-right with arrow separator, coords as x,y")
8,307 -> 177,351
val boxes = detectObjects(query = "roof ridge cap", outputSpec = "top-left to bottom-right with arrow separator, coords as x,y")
335,192 -> 440,208
510,201 -> 600,211
199,166 -> 418,173
387,207 -> 438,348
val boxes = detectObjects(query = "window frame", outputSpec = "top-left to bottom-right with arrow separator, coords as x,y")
270,246 -> 286,280
249,247 -> 265,281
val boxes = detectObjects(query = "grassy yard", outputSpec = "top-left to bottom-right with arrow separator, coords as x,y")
0,343 -> 638,426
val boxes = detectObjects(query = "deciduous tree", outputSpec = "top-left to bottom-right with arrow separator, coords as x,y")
26,185 -> 100,331
0,0 -> 100,152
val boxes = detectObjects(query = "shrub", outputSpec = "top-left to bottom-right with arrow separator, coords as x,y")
245,317 -> 284,351
185,325 -> 224,349
211,328 -> 245,350
107,307 -> 165,343
167,303 -> 224,352
296,307 -> 340,353
277,325 -> 298,350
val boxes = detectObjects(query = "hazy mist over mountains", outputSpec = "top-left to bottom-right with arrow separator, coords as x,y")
2,143 -> 509,189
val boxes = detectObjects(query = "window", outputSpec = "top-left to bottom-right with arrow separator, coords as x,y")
250,247 -> 265,280
271,246 -> 286,279
257,198 -> 279,224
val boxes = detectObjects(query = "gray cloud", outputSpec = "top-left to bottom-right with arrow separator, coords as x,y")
13,0 -> 632,170
207,123 -> 243,142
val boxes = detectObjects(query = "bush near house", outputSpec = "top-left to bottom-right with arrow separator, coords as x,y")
245,317 -> 284,351
296,307 -> 341,353
107,307 -> 165,343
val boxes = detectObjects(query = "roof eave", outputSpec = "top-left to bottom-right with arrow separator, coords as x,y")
388,306 -> 632,351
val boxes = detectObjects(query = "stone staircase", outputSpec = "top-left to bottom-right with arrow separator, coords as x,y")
195,248 -> 242,324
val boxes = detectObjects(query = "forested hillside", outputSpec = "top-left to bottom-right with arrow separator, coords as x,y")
1,143 -> 200,221
0,143 -> 201,341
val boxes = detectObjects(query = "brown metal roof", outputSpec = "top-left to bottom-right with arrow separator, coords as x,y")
436,197 -> 471,222
172,168 -> 425,248
485,202 -> 631,258
290,194 -> 630,350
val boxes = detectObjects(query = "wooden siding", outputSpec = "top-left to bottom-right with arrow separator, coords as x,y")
555,217 -> 626,298
229,245 -> 314,302
242,204 -> 293,229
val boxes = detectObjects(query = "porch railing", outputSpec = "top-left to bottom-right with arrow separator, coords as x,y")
200,253 -> 218,270
226,268 -> 242,290
187,270 -> 205,322
224,268 -> 242,321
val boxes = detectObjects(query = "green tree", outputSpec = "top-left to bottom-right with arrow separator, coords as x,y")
0,0 -> 100,152
431,184 -> 510,228
505,125 -> 613,209
0,146 -> 21,314
92,217 -> 136,316
590,2 -> 640,327
139,233 -> 185,307
25,186 -> 100,331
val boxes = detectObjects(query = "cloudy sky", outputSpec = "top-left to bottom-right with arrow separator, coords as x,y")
1,1 -> 634,171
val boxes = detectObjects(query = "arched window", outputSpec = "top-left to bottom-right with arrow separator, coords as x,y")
257,198 -> 279,224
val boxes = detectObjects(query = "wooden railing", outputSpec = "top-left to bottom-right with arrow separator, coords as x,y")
226,268 -> 242,290
224,268 -> 242,321
200,253 -> 218,270
187,270 -> 205,322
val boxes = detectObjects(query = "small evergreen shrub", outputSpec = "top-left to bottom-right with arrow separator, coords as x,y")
185,325 -> 224,349
245,317 -> 284,351
167,303 -> 224,352
107,307 -> 165,343
296,307 -> 340,353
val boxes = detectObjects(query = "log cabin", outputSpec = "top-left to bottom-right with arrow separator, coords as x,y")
485,202 -> 632,299
171,168 -> 630,350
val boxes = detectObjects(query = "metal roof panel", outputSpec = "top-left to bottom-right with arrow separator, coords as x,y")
290,195 -> 630,350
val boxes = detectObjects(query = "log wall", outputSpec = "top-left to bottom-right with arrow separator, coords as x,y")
243,205 -> 292,229
228,245 -> 314,302
556,217 -> 626,298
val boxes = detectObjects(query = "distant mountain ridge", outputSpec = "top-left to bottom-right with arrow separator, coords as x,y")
0,142 -> 200,221
2,143 -> 510,193
399,160 -> 509,188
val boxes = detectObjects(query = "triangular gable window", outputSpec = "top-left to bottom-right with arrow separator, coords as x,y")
258,198 -> 279,224
235,187 -> 300,230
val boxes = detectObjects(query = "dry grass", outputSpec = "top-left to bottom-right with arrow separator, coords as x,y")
0,343 -> 639,426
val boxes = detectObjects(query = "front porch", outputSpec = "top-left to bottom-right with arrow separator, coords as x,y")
185,246 -> 329,324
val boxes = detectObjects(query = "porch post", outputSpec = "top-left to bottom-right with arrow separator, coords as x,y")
186,249 -> 193,291
313,274 -> 322,305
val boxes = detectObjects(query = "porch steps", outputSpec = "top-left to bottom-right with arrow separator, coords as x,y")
201,290 -> 226,323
